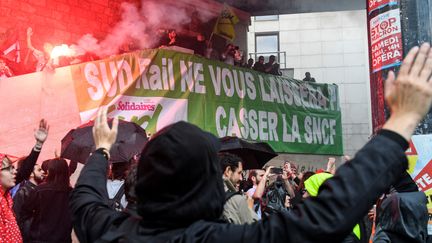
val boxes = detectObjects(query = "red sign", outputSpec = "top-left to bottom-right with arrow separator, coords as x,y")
368,0 -> 398,14
406,141 -> 418,156
369,9 -> 403,73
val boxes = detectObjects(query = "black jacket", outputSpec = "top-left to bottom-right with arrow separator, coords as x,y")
373,172 -> 428,243
13,180 -> 37,242
16,148 -> 41,185
71,123 -> 409,243
22,183 -> 72,243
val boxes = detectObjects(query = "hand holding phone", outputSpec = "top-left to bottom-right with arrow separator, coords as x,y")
270,167 -> 283,174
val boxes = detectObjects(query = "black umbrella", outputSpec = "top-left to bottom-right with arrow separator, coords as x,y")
219,136 -> 278,169
61,119 -> 148,163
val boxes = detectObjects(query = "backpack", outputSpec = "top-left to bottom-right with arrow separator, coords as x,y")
108,184 -> 125,212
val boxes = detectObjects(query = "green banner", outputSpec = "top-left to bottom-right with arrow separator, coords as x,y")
71,49 -> 343,155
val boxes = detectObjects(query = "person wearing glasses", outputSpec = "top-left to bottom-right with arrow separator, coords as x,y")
0,119 -> 49,243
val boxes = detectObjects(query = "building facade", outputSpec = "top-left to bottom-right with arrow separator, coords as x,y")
248,10 -> 371,167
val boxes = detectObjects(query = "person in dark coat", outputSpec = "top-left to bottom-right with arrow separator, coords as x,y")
373,172 -> 428,243
22,158 -> 72,243
12,164 -> 44,242
253,56 -> 265,72
70,43 -> 432,243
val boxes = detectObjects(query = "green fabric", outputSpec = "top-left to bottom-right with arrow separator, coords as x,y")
71,48 -> 343,155
304,173 -> 361,240
353,224 -> 361,240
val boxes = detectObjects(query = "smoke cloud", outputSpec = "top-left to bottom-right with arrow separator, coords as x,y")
76,0 -> 214,58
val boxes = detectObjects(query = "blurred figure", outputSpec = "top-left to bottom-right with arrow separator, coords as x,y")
246,58 -> 254,69
303,72 -> 316,82
161,29 -> 179,47
107,161 -> 129,211
246,167 -> 272,219
13,163 -> 44,242
22,158 -> 72,243
373,172 -> 428,243
0,57 -> 13,80
291,171 -> 315,206
193,33 -> 207,57
233,47 -> 243,66
26,27 -> 53,72
253,55 -> 265,72
262,176 -> 290,218
221,44 -> 236,65
264,55 -> 282,76
124,163 -> 139,217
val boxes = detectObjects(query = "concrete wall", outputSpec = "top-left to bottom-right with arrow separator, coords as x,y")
248,10 -> 371,162
0,0 -> 128,46
223,0 -> 366,16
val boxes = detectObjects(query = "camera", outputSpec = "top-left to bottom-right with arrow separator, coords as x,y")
270,167 -> 283,174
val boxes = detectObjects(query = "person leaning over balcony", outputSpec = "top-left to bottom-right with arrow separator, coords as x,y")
253,55 -> 265,72
26,27 -> 53,72
71,43 -> 432,242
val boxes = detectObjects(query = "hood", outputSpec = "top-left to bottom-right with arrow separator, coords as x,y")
377,191 -> 428,243
304,172 -> 334,197
135,121 -> 225,229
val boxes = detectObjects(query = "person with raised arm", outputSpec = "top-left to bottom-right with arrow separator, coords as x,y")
1,119 -> 49,243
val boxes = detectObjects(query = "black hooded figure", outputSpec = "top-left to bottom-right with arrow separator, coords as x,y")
373,172 -> 428,243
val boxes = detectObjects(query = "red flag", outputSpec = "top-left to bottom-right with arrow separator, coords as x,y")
0,28 -> 21,63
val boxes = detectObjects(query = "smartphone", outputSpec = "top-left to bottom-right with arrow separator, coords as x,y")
270,167 -> 283,174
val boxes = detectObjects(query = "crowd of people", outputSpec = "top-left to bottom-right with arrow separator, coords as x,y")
0,23 -> 289,81
1,43 -> 432,242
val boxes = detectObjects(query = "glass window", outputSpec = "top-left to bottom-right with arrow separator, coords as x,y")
256,34 -> 278,53
255,33 -> 280,63
255,15 -> 279,21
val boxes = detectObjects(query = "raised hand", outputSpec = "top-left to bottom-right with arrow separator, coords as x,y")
27,27 -> 33,37
92,107 -> 118,151
34,119 -> 49,144
326,157 -> 336,174
383,43 -> 432,140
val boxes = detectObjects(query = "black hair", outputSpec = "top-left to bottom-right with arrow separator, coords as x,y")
46,158 -> 70,190
124,163 -> 138,204
110,162 -> 129,180
248,170 -> 258,182
298,171 -> 316,192
218,152 -> 242,173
